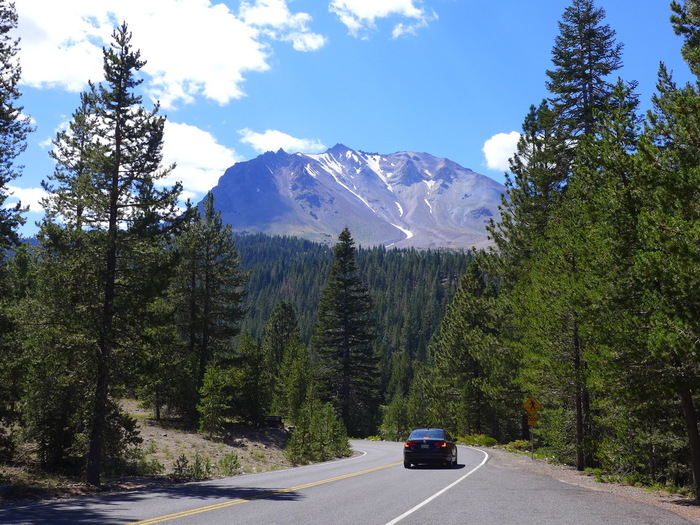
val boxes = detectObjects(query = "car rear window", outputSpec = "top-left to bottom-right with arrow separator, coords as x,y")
409,429 -> 444,440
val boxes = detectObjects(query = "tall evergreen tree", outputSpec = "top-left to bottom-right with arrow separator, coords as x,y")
546,0 -> 623,138
486,0 -> 625,471
0,0 -> 31,248
626,40 -> 700,495
232,334 -> 272,425
487,100 -> 570,277
427,257 -> 519,442
313,227 -> 378,436
273,337 -> 316,425
0,0 -> 32,459
38,23 -> 182,486
169,192 -> 247,421
263,301 -> 300,372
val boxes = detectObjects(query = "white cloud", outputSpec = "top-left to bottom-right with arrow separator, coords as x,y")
16,0 -> 323,108
162,121 -> 242,200
482,131 -> 520,172
19,112 -> 37,125
239,128 -> 326,154
240,0 -> 327,52
5,185 -> 48,214
10,122 -> 233,214
329,0 -> 435,38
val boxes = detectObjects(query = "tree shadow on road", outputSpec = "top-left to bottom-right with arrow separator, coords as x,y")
0,483 -> 305,525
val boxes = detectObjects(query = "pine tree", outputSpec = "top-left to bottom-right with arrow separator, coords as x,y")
233,334 -> 272,425
197,363 -> 232,439
273,337 -> 315,425
427,257 -> 519,441
312,227 -> 378,436
263,301 -> 301,373
0,243 -> 33,459
546,0 -> 623,138
38,23 -> 182,486
0,0 -> 31,249
169,192 -> 248,421
487,100 -> 570,276
628,48 -> 700,497
485,0 -> 627,471
0,0 -> 32,460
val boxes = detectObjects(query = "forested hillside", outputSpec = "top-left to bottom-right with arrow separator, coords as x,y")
236,233 -> 470,357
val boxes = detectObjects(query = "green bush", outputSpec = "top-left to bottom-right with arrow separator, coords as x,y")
218,453 -> 241,476
457,434 -> 498,447
171,453 -> 212,481
504,439 -> 530,452
286,398 -> 351,465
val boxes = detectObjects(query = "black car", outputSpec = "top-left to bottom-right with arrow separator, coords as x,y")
403,428 -> 457,468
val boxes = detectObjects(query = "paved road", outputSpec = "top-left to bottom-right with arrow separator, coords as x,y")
0,441 -> 694,524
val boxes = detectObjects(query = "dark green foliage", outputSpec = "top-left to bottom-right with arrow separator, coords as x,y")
0,0 -> 31,249
30,23 -> 182,486
286,398 -> 351,465
425,257 -> 520,442
0,242 -> 33,459
485,0 -> 626,473
273,337 -> 315,426
198,364 -> 232,438
236,234 -> 333,343
231,334 -> 272,425
546,0 -> 623,137
313,228 -> 379,436
671,0 -> 700,77
379,393 -> 410,442
235,234 -> 470,357
0,0 -> 31,461
167,192 -> 247,422
263,301 -> 301,372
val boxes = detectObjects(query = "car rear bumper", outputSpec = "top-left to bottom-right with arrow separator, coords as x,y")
404,450 -> 452,464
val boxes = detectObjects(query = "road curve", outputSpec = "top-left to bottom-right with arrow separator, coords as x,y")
0,441 -> 693,524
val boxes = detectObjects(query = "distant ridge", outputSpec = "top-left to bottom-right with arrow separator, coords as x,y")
208,144 -> 504,249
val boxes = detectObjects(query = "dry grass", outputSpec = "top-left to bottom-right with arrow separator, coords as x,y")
0,399 -> 291,505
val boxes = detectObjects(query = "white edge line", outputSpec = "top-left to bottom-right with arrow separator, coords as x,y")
384,447 -> 490,525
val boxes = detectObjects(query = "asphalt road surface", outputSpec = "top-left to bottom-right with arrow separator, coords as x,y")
0,440 -> 694,524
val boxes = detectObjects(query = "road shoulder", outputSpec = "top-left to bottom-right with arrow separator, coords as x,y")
482,446 -> 700,524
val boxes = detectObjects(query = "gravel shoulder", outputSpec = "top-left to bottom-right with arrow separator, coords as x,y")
484,447 -> 700,524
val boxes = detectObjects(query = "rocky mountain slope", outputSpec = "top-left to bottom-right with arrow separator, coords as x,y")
209,144 -> 504,249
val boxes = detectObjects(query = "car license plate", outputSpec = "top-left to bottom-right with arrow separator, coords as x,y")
421,444 -> 429,449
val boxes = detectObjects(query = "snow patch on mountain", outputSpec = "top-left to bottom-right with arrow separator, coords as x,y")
209,144 -> 505,249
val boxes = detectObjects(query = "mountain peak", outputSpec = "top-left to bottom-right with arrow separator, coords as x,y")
209,144 -> 504,249
327,143 -> 351,155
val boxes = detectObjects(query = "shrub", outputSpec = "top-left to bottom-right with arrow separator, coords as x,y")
171,453 -> 212,481
286,399 -> 351,465
218,453 -> 241,476
504,439 -> 530,452
458,434 -> 498,447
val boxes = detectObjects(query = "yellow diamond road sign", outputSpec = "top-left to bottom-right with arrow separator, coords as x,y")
523,397 -> 542,415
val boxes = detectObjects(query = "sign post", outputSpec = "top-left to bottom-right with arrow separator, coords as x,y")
522,397 -> 542,459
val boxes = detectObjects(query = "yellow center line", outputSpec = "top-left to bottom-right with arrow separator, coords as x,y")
127,461 -> 403,525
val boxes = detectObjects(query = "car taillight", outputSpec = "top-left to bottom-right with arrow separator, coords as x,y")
434,441 -> 447,448
404,441 -> 415,449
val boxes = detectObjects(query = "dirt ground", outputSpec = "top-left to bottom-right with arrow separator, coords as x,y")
0,400 -> 291,504
124,400 -> 291,477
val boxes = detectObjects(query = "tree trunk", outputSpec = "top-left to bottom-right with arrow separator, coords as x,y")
573,320 -> 585,472
85,353 -> 109,486
86,156 -> 120,486
680,387 -> 700,500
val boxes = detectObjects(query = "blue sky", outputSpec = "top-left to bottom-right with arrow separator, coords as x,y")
11,0 -> 694,234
